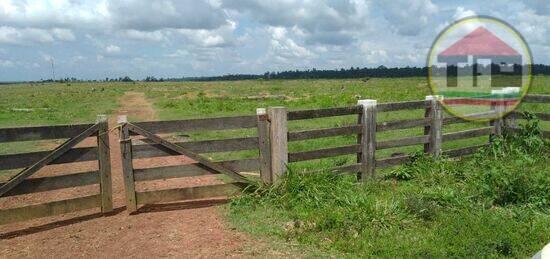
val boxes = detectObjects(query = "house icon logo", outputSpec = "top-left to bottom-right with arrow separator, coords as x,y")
427,16 -> 532,121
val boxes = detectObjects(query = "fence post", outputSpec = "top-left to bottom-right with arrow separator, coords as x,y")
118,115 -> 137,213
490,89 -> 505,138
96,115 -> 113,213
257,108 -> 272,184
358,99 -> 377,180
356,107 -> 363,177
494,87 -> 519,136
267,107 -> 287,184
504,87 -> 519,131
425,95 -> 443,157
504,113 -> 517,131
423,98 -> 431,153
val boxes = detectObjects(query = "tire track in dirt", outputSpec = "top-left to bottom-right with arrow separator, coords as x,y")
0,91 -> 252,258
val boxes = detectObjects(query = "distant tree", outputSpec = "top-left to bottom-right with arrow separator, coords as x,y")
29,64 -> 547,83
121,76 -> 133,82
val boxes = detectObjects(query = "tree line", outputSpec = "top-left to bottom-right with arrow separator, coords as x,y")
7,64 -> 550,84
180,64 -> 550,81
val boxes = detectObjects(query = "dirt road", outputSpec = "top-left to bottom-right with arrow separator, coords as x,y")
0,92 -> 253,258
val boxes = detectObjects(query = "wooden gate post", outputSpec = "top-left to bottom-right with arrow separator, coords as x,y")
425,95 -> 443,157
267,107 -> 287,184
257,108 -> 272,184
490,89 -> 505,138
504,110 -> 517,131
503,87 -> 519,131
118,115 -> 137,213
491,88 -> 518,137
357,100 -> 377,180
96,115 -> 113,213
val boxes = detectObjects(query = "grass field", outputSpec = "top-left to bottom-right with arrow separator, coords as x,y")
1,76 -> 548,126
1,76 -> 549,257
1,76 -> 548,167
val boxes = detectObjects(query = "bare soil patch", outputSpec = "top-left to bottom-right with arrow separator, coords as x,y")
0,91 -> 254,258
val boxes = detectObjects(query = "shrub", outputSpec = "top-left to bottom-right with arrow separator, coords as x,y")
232,170 -> 412,242
465,114 -> 550,208
403,194 -> 438,221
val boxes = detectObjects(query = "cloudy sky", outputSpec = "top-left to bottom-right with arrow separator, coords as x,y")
0,0 -> 549,81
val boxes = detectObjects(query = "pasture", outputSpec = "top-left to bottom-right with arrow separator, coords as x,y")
1,77 -> 548,174
2,76 -> 549,125
0,77 -> 549,257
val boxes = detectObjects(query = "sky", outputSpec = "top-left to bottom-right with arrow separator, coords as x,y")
0,0 -> 549,81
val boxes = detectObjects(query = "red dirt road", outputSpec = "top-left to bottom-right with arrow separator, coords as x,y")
0,92 -> 254,258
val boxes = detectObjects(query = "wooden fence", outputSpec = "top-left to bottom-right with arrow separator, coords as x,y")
115,93 -> 541,189
0,94 -> 548,224
259,94 -> 550,183
0,115 -> 112,225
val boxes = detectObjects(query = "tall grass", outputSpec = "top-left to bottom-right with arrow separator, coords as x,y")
229,115 -> 550,257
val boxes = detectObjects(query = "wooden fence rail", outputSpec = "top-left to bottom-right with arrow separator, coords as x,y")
131,115 -> 257,134
258,94 -> 550,182
287,106 -> 361,120
0,146 -> 98,170
0,124 -> 97,143
0,115 -> 112,225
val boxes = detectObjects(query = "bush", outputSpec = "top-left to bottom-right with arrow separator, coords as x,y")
232,170 -> 411,242
403,194 -> 438,221
465,114 -> 550,208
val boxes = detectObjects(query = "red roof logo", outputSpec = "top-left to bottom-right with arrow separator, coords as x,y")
439,27 -> 519,56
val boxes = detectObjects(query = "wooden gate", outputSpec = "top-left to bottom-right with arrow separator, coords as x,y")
117,115 -> 259,213
0,115 -> 112,225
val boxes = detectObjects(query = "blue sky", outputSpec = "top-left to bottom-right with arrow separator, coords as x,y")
0,0 -> 548,81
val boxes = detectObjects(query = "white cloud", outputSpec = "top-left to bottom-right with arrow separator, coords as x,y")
1,0 -> 550,81
177,20 -> 238,47
0,26 -> 53,44
123,30 -> 167,42
453,7 -> 476,20
52,28 -> 75,41
107,0 -> 227,31
0,0 -> 108,30
267,26 -> 315,61
360,42 -> 389,64
223,0 -> 372,45
0,59 -> 14,67
0,0 -> 227,31
0,0 -> 231,47
41,53 -> 53,62
105,44 -> 121,54
0,26 -> 76,44
513,8 -> 550,46
165,49 -> 189,58
379,0 -> 438,36
434,7 -> 478,37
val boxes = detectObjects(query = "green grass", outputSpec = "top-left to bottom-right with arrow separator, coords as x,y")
228,119 -> 550,257
0,82 -> 131,127
1,76 -> 548,127
1,76 -> 548,166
